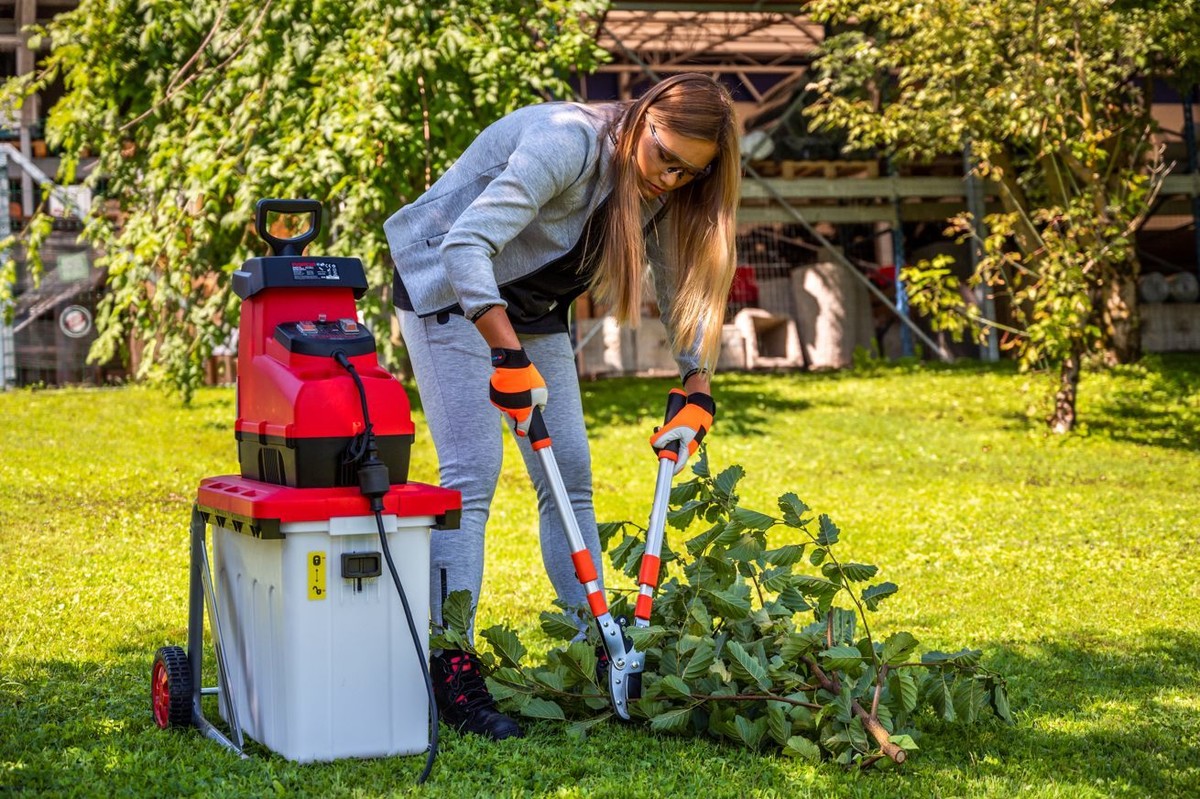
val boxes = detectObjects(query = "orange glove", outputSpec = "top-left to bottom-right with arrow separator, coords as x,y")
649,392 -> 715,474
489,347 -> 547,437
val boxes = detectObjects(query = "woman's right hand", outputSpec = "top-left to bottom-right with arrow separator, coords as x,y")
488,347 -> 547,437
650,392 -> 716,474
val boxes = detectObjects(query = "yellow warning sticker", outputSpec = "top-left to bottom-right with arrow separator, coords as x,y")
308,552 -> 326,600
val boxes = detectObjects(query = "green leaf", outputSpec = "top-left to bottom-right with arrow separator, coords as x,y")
990,681 -> 1014,723
731,506 -> 776,531
888,733 -> 919,751
714,519 -> 746,547
597,521 -> 627,551
610,534 -> 644,576
682,639 -> 716,680
650,706 -> 694,734
709,656 -> 733,684
781,631 -> 823,662
555,641 -> 599,686
724,533 -> 766,563
882,631 -> 920,665
705,582 -> 753,620
519,697 -> 565,720
688,600 -> 713,631
888,670 -> 918,713
760,567 -> 793,593
726,640 -> 770,689
480,625 -> 526,668
429,628 -> 470,652
861,582 -> 899,611
809,547 -> 827,566
713,464 -> 745,501
819,645 -> 863,672
777,585 -> 812,613
767,701 -> 792,745
733,714 -> 767,749
816,514 -> 840,546
929,676 -> 957,722
566,712 -> 613,740
685,523 -> 723,556
778,493 -> 811,528
485,678 -> 528,704
669,500 -> 706,531
627,625 -> 668,651
793,575 -> 841,600
764,544 -> 805,567
834,562 -> 879,583
783,734 -> 822,762
539,611 -> 582,642
847,717 -> 870,752
441,589 -> 474,636
832,687 -> 855,723
658,674 -> 693,699
952,676 -> 988,723
922,648 -> 982,667
829,608 -> 857,647
533,668 -> 566,693
669,480 -> 702,505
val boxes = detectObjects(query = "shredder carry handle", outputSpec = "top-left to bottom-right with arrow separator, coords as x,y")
256,198 -> 322,256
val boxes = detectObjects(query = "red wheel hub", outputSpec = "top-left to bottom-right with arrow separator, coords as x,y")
151,660 -> 170,729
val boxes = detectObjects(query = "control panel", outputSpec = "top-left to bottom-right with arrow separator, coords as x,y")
273,317 -> 376,357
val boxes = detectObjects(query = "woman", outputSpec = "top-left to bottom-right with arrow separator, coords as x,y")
384,73 -> 740,740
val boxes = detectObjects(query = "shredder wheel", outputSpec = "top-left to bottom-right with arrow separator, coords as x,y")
151,645 -> 193,730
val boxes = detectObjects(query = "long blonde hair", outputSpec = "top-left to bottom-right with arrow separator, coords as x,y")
592,74 -> 741,370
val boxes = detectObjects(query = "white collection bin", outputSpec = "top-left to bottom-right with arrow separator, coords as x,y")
212,512 -> 432,762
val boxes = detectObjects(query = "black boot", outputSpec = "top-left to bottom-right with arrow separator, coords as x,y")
431,650 -> 523,740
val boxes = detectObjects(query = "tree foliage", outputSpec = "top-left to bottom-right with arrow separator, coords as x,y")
0,0 -> 606,398
434,451 -> 1010,768
805,0 -> 1200,432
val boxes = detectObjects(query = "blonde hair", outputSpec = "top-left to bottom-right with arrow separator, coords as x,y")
592,74 -> 741,370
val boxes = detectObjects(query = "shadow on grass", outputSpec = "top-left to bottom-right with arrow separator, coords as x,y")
1084,355 -> 1200,452
908,627 -> 1200,796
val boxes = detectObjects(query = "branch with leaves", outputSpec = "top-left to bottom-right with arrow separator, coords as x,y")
433,450 -> 1012,769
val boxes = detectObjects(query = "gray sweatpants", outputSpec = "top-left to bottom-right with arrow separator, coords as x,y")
398,310 -> 604,636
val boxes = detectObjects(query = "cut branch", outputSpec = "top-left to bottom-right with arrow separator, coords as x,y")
853,702 -> 906,764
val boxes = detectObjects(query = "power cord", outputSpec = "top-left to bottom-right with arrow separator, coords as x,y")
333,350 -> 439,785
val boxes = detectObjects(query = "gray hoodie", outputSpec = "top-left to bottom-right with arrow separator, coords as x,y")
384,101 -> 700,376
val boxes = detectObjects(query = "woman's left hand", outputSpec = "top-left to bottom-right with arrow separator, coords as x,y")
649,392 -> 716,474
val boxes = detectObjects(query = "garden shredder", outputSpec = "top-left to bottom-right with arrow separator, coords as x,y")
149,199 -> 460,783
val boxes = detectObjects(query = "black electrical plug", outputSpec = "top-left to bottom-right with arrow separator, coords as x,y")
332,349 -> 389,512
357,442 -> 390,513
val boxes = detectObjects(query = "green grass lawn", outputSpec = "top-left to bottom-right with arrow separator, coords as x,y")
2,354 -> 1198,798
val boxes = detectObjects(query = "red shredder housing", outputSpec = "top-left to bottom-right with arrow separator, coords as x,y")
232,255 -> 414,488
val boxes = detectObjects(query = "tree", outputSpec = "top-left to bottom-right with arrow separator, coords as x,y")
1,0 -> 606,398
805,0 -> 1200,432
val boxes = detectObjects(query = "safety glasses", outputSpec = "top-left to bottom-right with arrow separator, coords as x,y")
647,119 -> 714,182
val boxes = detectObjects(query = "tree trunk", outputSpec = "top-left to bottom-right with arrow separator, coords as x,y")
1102,259 -> 1141,365
1050,348 -> 1082,433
